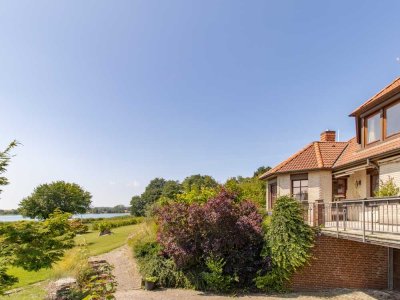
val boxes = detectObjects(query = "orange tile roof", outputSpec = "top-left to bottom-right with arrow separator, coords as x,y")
260,78 -> 400,180
350,77 -> 400,116
259,142 -> 348,179
333,136 -> 400,169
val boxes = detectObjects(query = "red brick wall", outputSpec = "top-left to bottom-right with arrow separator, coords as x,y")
290,235 -> 388,291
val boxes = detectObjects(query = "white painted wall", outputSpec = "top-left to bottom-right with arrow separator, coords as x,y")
265,170 -> 334,209
319,170 -> 333,202
308,172 -> 320,202
346,169 -> 368,199
277,174 -> 291,196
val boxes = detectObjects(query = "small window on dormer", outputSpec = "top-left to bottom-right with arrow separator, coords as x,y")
366,112 -> 381,144
386,102 -> 400,137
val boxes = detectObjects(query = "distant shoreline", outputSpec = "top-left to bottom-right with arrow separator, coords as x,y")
0,213 -> 130,222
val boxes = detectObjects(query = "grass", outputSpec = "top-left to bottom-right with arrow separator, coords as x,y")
128,219 -> 157,249
5,224 -> 137,291
0,283 -> 47,300
76,224 -> 137,256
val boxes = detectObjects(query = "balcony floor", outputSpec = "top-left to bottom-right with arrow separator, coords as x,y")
322,224 -> 400,248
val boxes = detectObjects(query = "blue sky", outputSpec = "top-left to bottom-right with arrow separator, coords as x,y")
1,1 -> 400,209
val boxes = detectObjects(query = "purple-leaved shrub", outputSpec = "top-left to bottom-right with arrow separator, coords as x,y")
157,189 -> 270,288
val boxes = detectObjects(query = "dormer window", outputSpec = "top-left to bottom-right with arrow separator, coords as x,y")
361,100 -> 400,146
386,101 -> 400,137
366,112 -> 381,144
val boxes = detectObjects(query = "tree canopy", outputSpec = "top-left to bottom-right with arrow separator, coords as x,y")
161,180 -> 182,199
130,178 -> 168,216
141,178 -> 167,204
19,181 -> 92,219
224,166 -> 270,207
253,166 -> 271,177
130,195 -> 147,217
0,142 -> 75,293
181,174 -> 218,192
0,140 -> 18,195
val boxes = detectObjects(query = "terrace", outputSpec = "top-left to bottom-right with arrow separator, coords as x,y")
304,197 -> 400,248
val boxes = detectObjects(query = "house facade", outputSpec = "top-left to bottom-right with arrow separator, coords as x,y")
260,78 -> 400,291
260,77 -> 400,210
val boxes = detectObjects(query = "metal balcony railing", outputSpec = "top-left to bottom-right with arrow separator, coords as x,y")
302,197 -> 400,242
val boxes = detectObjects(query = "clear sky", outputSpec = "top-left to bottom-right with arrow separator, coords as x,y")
1,1 -> 400,209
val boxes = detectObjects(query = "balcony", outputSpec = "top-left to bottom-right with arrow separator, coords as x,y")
303,197 -> 400,248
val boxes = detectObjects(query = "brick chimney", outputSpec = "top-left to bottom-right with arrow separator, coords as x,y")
320,130 -> 336,142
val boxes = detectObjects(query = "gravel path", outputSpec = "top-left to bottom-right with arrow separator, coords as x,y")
113,288 -> 398,300
92,245 -> 399,300
91,245 -> 142,298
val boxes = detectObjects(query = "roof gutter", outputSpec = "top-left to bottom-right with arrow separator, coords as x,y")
333,164 -> 371,178
333,148 -> 400,172
259,167 -> 332,180
349,86 -> 400,117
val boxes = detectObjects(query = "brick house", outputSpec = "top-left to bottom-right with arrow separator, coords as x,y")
260,78 -> 400,291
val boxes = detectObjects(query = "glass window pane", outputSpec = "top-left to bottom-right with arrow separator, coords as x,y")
293,188 -> 300,199
301,189 -> 308,201
367,113 -> 381,143
387,102 -> 400,136
293,180 -> 300,188
301,180 -> 308,187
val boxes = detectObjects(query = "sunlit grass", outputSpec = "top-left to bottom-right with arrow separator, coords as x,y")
76,224 -> 137,256
0,282 -> 47,300
5,224 -> 138,290
128,218 -> 157,249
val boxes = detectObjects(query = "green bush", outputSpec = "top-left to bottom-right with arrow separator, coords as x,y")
98,222 -> 111,234
201,257 -> 235,293
133,241 -> 192,289
255,196 -> 314,292
375,177 -> 400,197
92,216 -> 143,231
69,219 -> 89,234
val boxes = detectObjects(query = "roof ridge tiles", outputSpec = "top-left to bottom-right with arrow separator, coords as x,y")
314,142 -> 323,168
259,143 -> 314,179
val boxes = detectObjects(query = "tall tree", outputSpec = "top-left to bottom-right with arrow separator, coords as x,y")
130,195 -> 146,216
19,181 -> 92,219
141,177 -> 167,204
161,180 -> 182,199
0,140 -> 18,195
224,166 -> 271,207
253,166 -> 271,177
130,178 -> 169,216
0,142 -> 75,293
182,175 -> 218,192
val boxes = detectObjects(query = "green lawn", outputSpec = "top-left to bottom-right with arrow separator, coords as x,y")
4,224 -> 137,292
75,224 -> 136,256
0,283 -> 47,300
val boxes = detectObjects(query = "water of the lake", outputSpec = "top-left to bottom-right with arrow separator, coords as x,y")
0,213 -> 130,222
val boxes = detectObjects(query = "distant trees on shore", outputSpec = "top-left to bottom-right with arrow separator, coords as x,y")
130,168 -> 271,217
0,208 -> 19,215
88,205 -> 129,214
